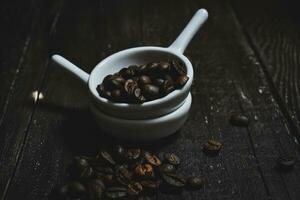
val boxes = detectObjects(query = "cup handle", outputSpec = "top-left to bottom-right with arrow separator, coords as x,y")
169,9 -> 208,54
52,54 -> 90,84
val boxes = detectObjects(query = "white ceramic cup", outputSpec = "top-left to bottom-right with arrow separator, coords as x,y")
52,9 -> 208,119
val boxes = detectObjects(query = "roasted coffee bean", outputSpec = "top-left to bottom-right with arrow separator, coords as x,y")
276,156 -> 296,172
80,166 -> 93,179
164,153 -> 180,166
134,164 -> 154,177
229,113 -> 249,127
175,75 -> 189,88
124,79 -> 138,96
102,74 -> 114,89
97,150 -> 116,166
140,180 -> 159,190
95,173 -> 114,186
74,156 -> 89,171
170,60 -> 186,77
142,84 -> 160,100
68,181 -> 86,197
106,187 -> 127,199
126,149 -> 141,161
138,75 -> 152,86
97,84 -> 111,99
115,165 -> 132,185
162,173 -> 186,188
163,74 -> 173,82
127,182 -> 143,195
159,164 -> 176,173
86,179 -> 105,200
139,64 -> 147,73
161,79 -> 175,95
144,152 -> 161,166
202,139 -> 222,156
120,67 -> 135,79
159,62 -> 170,72
146,62 -> 160,75
133,88 -> 142,101
110,76 -> 125,89
152,78 -> 165,87
94,166 -> 114,174
111,89 -> 124,102
186,177 -> 204,190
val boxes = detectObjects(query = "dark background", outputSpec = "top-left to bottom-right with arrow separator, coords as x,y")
0,0 -> 300,199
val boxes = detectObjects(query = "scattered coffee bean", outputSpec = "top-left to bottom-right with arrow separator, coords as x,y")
229,113 -> 249,127
97,150 -> 116,166
159,164 -> 176,173
106,187 -> 127,199
164,153 -> 180,166
144,152 -> 162,166
186,177 -> 204,190
135,164 -> 154,177
126,149 -> 141,161
127,182 -> 143,195
86,179 -> 105,200
162,173 -> 186,188
202,139 -> 222,156
97,60 -> 189,103
115,165 -> 132,185
68,181 -> 86,197
276,156 -> 296,172
56,146 -> 206,199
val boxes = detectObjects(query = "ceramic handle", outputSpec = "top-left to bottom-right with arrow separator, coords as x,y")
52,54 -> 89,84
169,9 -> 208,53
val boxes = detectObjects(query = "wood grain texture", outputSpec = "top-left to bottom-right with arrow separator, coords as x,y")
231,0 -> 300,140
0,0 -> 63,197
0,0 -> 299,199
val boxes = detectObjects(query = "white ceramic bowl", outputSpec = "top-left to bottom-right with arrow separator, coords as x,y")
90,93 -> 192,141
52,9 -> 208,120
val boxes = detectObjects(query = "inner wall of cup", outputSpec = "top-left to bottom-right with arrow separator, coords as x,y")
89,48 -> 188,97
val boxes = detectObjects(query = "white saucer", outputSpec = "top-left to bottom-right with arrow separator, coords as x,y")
90,93 -> 192,141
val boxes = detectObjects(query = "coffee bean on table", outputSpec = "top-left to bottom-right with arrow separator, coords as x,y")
127,182 -> 143,195
140,180 -> 159,190
144,152 -> 161,166
68,181 -> 86,197
276,156 -> 296,172
97,150 -> 116,166
186,177 -> 204,190
159,164 -> 176,173
106,187 -> 127,199
202,139 -> 222,156
229,113 -> 249,127
115,165 -> 132,185
162,173 -> 186,188
134,164 -> 154,177
164,153 -> 180,166
86,179 -> 105,200
126,149 -> 141,161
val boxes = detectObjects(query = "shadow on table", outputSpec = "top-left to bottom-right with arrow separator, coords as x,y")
37,100 -> 180,156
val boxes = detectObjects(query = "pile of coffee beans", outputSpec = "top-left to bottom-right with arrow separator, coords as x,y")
56,146 -> 204,199
96,60 -> 189,103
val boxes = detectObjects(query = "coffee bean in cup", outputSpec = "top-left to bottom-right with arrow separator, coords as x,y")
96,61 -> 189,103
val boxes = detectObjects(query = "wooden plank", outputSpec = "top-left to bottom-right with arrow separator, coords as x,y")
141,0 -> 272,199
230,0 -> 300,139
3,0 -> 144,199
0,0 -> 63,197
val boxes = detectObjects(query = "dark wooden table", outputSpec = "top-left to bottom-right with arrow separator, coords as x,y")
1,0 -> 300,199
